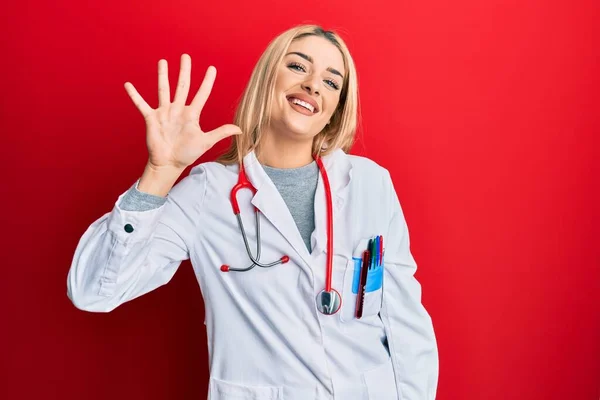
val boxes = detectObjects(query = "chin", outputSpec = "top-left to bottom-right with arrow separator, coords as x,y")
291,128 -> 319,140
280,120 -> 316,137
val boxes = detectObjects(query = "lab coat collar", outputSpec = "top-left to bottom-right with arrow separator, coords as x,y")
242,148 -> 353,268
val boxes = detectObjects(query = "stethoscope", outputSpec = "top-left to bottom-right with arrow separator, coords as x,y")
220,154 -> 342,315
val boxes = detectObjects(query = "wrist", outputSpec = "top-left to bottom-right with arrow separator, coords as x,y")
138,163 -> 185,197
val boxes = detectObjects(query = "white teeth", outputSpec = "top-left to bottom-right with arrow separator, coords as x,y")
290,98 -> 315,113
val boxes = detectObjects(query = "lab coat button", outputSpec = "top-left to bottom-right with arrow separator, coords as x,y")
124,224 -> 134,233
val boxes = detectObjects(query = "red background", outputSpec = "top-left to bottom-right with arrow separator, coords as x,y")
2,0 -> 599,399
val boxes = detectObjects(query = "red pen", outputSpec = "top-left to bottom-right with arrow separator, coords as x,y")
355,249 -> 370,319
379,235 -> 383,266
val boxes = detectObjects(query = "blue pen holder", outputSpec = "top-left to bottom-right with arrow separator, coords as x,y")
351,257 -> 384,294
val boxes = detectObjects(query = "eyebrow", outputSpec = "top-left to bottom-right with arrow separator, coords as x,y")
285,51 -> 345,79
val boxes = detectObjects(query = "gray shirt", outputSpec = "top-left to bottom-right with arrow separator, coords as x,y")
119,161 -> 319,252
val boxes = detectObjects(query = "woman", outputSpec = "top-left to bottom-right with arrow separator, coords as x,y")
67,24 -> 439,400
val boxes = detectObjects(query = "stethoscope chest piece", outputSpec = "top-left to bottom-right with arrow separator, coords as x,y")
316,288 -> 342,315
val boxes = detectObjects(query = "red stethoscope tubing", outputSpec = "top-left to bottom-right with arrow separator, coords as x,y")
314,155 -> 334,292
231,163 -> 257,215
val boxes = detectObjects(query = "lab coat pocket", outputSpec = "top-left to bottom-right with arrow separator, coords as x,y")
339,239 -> 384,323
362,356 -> 397,400
208,377 -> 283,400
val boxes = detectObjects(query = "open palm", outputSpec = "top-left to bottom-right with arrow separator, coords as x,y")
124,54 -> 241,170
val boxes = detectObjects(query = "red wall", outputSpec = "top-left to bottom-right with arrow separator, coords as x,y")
2,0 -> 599,398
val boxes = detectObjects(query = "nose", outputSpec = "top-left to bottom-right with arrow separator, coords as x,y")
301,74 -> 321,96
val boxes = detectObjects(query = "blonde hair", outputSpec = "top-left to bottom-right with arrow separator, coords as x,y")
216,24 -> 360,165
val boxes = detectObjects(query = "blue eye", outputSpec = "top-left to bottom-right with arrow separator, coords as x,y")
325,80 -> 340,90
287,62 -> 340,90
288,62 -> 306,72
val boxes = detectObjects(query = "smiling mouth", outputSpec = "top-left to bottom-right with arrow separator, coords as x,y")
287,96 -> 318,115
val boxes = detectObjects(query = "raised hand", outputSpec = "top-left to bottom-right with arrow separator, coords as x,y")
124,54 -> 242,170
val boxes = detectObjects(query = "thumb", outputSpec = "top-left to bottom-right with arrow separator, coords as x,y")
207,124 -> 243,144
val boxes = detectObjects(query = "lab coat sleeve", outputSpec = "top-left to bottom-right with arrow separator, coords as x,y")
66,167 -> 206,313
379,171 -> 439,399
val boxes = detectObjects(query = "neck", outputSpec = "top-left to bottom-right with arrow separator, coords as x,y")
258,133 -> 314,168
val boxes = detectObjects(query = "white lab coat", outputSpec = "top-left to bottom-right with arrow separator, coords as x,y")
67,148 -> 439,400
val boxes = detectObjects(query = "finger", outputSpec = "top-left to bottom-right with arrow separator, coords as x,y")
206,124 -> 243,145
157,59 -> 170,108
124,82 -> 153,119
172,54 -> 191,109
190,65 -> 217,116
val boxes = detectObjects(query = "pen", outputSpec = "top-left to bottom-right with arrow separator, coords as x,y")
374,236 -> 380,267
366,239 -> 373,270
355,249 -> 370,319
379,235 -> 384,266
378,235 -> 382,266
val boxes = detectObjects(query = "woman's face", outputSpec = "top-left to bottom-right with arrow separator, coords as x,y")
267,35 -> 346,142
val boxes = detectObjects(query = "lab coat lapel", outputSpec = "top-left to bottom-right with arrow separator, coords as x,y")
242,149 -> 353,269
243,151 -> 314,267
310,148 -> 353,257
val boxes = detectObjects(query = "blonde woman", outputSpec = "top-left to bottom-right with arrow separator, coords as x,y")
67,24 -> 439,400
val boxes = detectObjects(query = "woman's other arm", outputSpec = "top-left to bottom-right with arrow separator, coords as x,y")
378,170 -> 439,400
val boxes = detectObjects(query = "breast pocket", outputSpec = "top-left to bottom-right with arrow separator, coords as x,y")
339,238 -> 384,323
